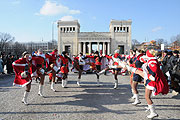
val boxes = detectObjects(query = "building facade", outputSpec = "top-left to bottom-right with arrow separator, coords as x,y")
57,19 -> 132,55
22,40 -> 57,53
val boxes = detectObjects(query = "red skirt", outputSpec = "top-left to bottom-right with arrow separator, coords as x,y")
145,76 -> 169,96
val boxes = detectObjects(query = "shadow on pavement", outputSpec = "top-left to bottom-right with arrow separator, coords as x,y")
26,84 -> 134,115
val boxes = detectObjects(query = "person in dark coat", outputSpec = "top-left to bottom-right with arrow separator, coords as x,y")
1,52 -> 6,74
169,50 -> 180,93
162,51 -> 172,76
6,54 -> 14,74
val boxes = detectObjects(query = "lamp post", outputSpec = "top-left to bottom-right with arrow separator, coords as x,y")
52,21 -> 57,42
52,21 -> 57,50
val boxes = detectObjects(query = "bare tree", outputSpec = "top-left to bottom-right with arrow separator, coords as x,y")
156,38 -> 164,46
13,42 -> 27,56
176,34 -> 180,46
171,36 -> 176,43
0,32 -> 15,52
164,40 -> 168,46
132,39 -> 140,49
170,34 -> 180,47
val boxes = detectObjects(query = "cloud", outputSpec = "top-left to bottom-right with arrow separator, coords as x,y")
60,16 -> 75,21
69,10 -> 81,14
37,0 -> 80,16
11,0 -> 21,5
152,26 -> 162,32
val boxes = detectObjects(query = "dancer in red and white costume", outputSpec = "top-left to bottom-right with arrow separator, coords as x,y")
31,48 -> 46,96
97,49 -> 123,89
116,49 -> 169,119
45,49 -> 60,91
84,51 -> 103,86
12,51 -> 35,105
126,50 -> 136,99
130,50 -> 147,105
58,51 -> 71,88
76,52 -> 86,86
72,55 -> 82,83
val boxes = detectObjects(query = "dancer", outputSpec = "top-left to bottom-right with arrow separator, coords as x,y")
86,51 -> 103,86
31,48 -> 46,97
76,52 -> 86,86
116,49 -> 169,119
127,50 -> 136,99
58,51 -> 71,88
12,51 -> 35,105
45,49 -> 60,92
131,50 -> 146,105
56,56 -> 63,83
98,49 -> 122,89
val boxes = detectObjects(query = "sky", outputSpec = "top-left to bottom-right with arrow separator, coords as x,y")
0,0 -> 180,43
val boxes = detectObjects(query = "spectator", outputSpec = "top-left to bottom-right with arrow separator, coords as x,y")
6,54 -> 14,74
162,51 -> 172,76
1,52 -> 6,74
0,55 -> 4,74
169,50 -> 180,94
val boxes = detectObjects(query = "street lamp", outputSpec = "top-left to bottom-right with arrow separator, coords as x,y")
52,21 -> 58,42
51,21 -> 58,51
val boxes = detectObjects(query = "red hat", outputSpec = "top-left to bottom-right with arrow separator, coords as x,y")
146,49 -> 156,57
51,49 -> 58,55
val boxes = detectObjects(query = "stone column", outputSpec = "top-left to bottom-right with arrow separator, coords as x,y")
79,42 -> 81,53
107,42 -> 110,54
97,42 -> 100,51
103,42 -> 105,54
89,42 -> 92,54
124,27 -> 126,32
83,42 -> 86,54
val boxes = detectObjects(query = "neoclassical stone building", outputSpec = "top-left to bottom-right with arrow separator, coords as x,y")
57,19 -> 132,55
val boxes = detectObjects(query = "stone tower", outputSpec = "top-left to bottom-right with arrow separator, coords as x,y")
109,19 -> 132,54
57,20 -> 80,55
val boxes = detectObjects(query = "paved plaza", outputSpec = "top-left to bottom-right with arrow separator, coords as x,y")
0,73 -> 180,120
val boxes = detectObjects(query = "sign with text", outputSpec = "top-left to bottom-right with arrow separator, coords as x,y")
161,44 -> 164,50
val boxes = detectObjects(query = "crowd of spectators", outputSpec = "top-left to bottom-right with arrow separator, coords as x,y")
0,52 -> 19,75
160,50 -> 180,94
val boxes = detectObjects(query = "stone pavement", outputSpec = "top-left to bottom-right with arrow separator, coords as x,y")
0,72 -> 180,120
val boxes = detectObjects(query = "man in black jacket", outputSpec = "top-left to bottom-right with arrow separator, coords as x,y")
162,51 -> 170,74
169,50 -> 180,94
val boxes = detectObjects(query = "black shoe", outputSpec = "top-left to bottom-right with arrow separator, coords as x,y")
95,73 -> 99,79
